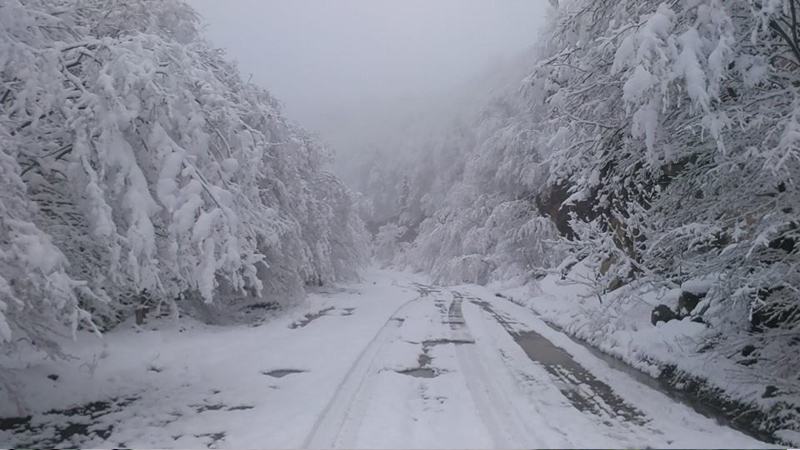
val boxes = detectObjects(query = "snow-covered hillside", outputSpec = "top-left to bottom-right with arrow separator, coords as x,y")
356,0 -> 800,443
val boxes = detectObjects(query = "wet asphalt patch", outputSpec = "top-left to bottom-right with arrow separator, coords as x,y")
466,297 -> 648,426
262,369 -> 307,378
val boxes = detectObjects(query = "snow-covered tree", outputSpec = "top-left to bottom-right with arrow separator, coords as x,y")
525,0 -> 800,383
358,0 -> 799,407
0,0 -> 366,353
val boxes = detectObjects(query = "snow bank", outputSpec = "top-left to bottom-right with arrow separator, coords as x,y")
490,262 -> 800,446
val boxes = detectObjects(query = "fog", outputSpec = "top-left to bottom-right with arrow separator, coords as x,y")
188,0 -> 549,163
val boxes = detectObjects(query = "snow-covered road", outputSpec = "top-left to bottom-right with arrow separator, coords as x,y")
0,269 -> 776,448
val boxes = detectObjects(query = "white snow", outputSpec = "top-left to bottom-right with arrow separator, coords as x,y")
0,269 -> 778,449
489,261 -> 800,447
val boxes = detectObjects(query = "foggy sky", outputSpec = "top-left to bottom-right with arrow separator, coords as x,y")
187,0 -> 549,155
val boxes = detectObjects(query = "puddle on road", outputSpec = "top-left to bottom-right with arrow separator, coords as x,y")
397,368 -> 439,379
447,297 -> 466,329
0,396 -> 139,448
227,405 -> 255,411
422,338 -> 475,346
514,330 -> 648,424
466,296 -> 777,444
536,318 -> 780,444
195,431 -> 226,447
289,307 -> 335,329
289,307 -> 356,329
394,337 -> 452,379
262,369 -> 307,378
418,352 -> 432,367
192,403 -> 255,413
471,299 -> 648,426
514,331 -> 580,366
412,282 -> 441,297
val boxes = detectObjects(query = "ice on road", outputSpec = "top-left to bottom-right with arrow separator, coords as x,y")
0,269 -> 775,449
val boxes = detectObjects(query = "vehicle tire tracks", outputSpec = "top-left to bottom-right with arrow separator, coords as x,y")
302,288 -> 429,448
448,292 -> 544,449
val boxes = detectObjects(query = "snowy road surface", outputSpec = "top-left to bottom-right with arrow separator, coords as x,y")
0,269 -> 775,448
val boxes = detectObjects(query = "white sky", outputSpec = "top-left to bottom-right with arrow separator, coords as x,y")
187,0 -> 549,155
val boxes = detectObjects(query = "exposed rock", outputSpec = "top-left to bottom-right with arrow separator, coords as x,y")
763,386 -> 779,399
651,304 -> 678,325
678,291 -> 705,315
751,287 -> 800,332
741,345 -> 757,357
607,277 -> 625,293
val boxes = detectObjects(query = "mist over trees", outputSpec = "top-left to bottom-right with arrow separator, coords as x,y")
0,0 -> 367,356
0,0 -> 798,435
0,0 -> 798,446
360,0 -> 800,395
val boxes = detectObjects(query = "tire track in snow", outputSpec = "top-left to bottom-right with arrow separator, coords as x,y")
469,297 -> 649,429
302,285 -> 431,448
447,292 -> 545,449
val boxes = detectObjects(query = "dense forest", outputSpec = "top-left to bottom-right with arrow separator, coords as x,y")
0,0 -> 367,357
0,0 -> 798,446
357,0 -> 800,433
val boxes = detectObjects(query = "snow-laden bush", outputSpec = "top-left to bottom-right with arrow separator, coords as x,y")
0,0 -> 366,353
0,131 -> 99,354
